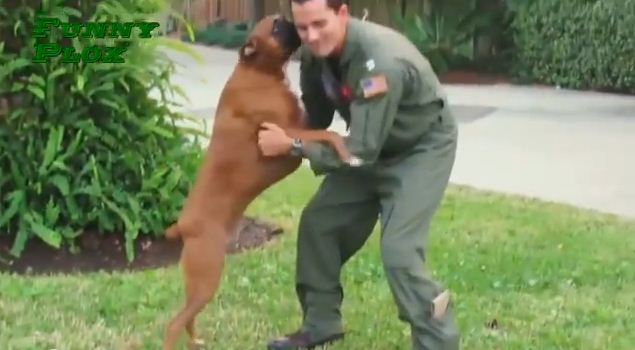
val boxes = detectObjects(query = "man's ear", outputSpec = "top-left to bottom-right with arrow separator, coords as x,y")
239,37 -> 258,59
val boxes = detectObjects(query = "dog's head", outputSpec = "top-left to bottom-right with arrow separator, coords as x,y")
239,14 -> 301,70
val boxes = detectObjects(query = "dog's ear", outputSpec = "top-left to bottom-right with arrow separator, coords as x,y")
239,37 -> 258,59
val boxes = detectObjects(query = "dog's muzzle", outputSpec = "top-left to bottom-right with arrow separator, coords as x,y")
272,16 -> 301,55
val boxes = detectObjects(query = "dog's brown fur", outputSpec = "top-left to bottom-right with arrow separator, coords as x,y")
163,15 -> 352,350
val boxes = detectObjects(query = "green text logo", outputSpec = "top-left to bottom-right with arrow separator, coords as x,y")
32,17 -> 160,64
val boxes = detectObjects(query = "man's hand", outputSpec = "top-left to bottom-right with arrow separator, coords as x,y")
258,122 -> 294,157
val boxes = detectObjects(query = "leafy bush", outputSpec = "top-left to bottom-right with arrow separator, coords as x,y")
510,0 -> 635,93
0,0 -> 205,261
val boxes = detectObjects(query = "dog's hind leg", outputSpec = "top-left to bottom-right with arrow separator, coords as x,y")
165,272 -> 222,350
164,292 -> 211,350
164,231 -> 227,350
164,299 -> 203,350
184,284 -> 208,349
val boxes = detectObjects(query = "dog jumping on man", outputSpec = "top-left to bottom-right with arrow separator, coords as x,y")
162,14 -> 356,350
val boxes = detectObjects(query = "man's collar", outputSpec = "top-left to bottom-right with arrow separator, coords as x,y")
338,17 -> 361,66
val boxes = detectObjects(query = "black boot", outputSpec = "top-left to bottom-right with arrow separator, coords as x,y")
266,329 -> 345,350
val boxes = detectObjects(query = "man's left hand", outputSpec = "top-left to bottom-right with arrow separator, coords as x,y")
258,122 -> 294,157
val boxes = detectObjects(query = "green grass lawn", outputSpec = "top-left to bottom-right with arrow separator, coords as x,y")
1,166 -> 634,350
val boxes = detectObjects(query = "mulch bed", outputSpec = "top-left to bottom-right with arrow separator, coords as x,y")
439,70 -> 512,85
0,216 -> 284,276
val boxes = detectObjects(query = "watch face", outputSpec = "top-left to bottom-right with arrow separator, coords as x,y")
290,138 -> 303,156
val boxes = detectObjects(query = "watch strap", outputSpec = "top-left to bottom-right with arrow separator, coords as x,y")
290,138 -> 303,157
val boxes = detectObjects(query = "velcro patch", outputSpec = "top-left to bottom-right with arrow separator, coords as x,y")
360,74 -> 388,98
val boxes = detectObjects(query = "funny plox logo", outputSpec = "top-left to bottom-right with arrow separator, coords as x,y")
32,16 -> 160,64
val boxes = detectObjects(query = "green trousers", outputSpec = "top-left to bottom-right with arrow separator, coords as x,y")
295,112 -> 459,350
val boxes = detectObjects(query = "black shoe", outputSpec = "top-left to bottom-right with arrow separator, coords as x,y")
266,329 -> 345,350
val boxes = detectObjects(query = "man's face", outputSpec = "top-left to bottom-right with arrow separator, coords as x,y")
291,0 -> 348,57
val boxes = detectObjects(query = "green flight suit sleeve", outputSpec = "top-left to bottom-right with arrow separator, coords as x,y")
302,60 -> 405,175
299,51 -> 335,129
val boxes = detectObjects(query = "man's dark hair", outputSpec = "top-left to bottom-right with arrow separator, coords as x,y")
290,0 -> 345,12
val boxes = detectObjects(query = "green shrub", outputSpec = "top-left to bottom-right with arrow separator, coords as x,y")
391,0 -> 511,75
510,0 -> 635,93
0,0 -> 205,261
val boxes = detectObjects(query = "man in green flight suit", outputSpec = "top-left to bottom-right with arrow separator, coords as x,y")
257,0 -> 460,349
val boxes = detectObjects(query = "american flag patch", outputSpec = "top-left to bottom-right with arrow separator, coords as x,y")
360,74 -> 388,98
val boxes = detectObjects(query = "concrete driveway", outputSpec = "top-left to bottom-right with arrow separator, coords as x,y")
156,44 -> 635,219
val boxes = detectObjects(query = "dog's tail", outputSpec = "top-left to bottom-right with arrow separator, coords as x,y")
164,223 -> 181,240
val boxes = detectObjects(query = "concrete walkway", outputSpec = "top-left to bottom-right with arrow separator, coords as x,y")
155,44 -> 635,220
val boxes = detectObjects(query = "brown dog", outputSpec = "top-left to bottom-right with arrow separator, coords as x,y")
162,15 -> 353,349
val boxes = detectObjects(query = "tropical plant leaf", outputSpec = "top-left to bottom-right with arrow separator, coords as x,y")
0,190 -> 25,227
27,214 -> 62,248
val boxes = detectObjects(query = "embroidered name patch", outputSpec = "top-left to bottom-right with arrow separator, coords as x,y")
361,74 -> 388,98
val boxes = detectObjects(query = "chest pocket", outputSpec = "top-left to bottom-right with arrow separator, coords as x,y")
320,65 -> 353,126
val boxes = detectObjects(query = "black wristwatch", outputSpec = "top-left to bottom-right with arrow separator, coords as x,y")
289,138 -> 304,157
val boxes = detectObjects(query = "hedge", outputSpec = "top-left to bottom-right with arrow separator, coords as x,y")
510,0 -> 635,93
